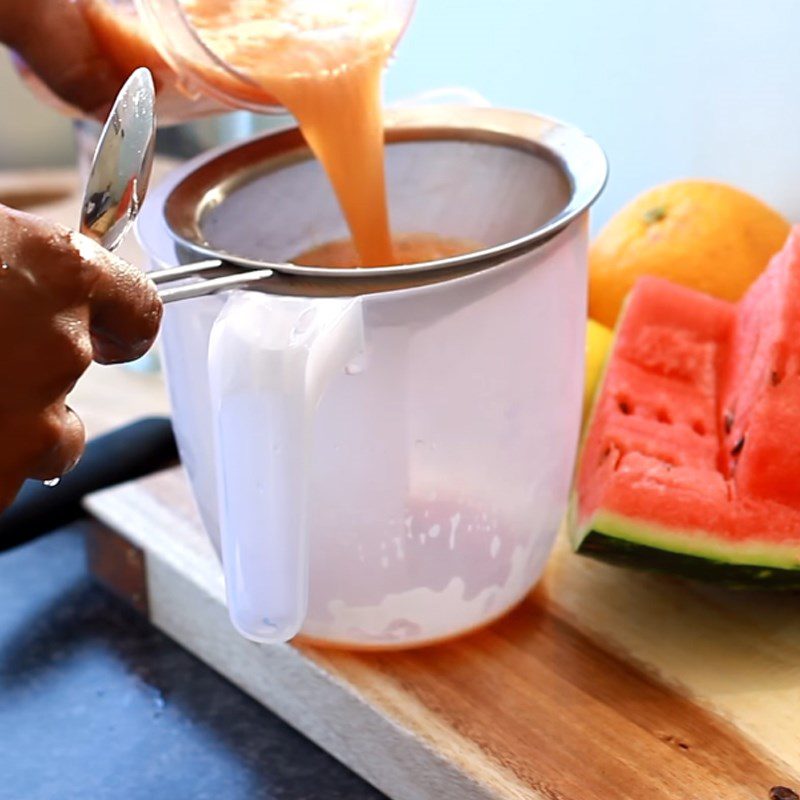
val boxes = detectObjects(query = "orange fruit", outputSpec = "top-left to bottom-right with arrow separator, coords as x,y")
589,180 -> 791,327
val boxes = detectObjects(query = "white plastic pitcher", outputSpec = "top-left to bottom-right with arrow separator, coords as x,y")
137,106 -> 606,649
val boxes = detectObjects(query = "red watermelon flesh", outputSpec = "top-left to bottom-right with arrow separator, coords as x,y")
720,228 -> 800,507
572,227 -> 800,584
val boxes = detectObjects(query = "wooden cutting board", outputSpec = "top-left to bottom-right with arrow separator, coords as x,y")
84,468 -> 800,800
8,167 -> 800,798
9,166 -> 800,800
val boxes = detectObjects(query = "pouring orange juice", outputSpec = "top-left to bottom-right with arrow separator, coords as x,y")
179,0 -> 404,265
81,0 -> 479,268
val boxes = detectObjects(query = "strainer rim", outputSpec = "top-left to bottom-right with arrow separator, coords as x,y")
163,105 -> 608,282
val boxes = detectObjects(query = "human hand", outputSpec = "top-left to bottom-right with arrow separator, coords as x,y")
0,204 -> 162,510
1,0 -> 221,120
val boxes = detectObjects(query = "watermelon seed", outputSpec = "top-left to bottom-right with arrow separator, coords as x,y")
769,787 -> 799,800
771,370 -> 782,386
723,410 -> 734,433
731,436 -> 745,457
661,733 -> 690,750
617,397 -> 633,415
599,444 -> 624,471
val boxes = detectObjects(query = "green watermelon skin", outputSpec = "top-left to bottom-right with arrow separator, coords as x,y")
571,226 -> 800,587
575,530 -> 800,589
570,503 -> 800,589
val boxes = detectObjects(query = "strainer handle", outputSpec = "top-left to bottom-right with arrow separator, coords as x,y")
207,293 -> 364,643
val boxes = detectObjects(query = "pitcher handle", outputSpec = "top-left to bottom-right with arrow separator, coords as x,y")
207,292 -> 364,642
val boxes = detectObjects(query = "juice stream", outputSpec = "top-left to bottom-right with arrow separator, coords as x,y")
82,0 -> 478,267
180,0 -> 398,266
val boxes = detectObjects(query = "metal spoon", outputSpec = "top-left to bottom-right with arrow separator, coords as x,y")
79,67 -> 273,302
80,67 -> 156,250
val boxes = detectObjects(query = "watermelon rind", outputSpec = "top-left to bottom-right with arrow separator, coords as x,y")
568,495 -> 800,589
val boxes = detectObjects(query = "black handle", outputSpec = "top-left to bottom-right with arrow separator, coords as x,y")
0,416 -> 178,552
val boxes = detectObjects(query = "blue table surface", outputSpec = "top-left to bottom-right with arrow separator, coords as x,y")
0,526 -> 385,800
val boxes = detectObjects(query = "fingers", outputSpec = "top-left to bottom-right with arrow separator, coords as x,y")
4,0 -> 123,115
0,405 -> 86,486
67,232 -> 163,364
0,206 -> 161,503
2,0 -> 224,123
0,311 -> 94,412
1,209 -> 162,371
26,406 -> 86,481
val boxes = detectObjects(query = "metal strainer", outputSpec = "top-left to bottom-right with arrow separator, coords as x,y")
158,104 -> 607,299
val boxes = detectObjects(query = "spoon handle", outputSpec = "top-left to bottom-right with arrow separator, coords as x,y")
148,259 -> 223,284
158,268 -> 275,304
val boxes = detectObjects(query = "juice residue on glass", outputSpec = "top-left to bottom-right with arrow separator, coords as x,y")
180,0 -> 403,266
80,0 -> 224,121
82,1 -> 166,79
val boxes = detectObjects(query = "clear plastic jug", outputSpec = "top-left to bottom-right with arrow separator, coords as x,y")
137,106 -> 607,649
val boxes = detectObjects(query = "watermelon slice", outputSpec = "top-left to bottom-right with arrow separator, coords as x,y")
570,226 -> 800,587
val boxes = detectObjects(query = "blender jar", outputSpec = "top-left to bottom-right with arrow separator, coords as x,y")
13,0 -> 222,124
133,0 -> 417,112
79,0 -> 224,122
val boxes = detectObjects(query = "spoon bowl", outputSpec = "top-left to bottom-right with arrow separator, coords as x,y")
80,67 -> 156,252
79,67 -> 274,302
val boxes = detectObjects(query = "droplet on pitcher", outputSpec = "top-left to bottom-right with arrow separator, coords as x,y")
292,307 -> 317,339
43,477 -> 60,488
344,361 -> 364,375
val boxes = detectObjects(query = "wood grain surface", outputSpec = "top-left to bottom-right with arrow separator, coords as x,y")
85,468 -> 800,800
0,168 -> 76,211
8,168 -> 799,799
